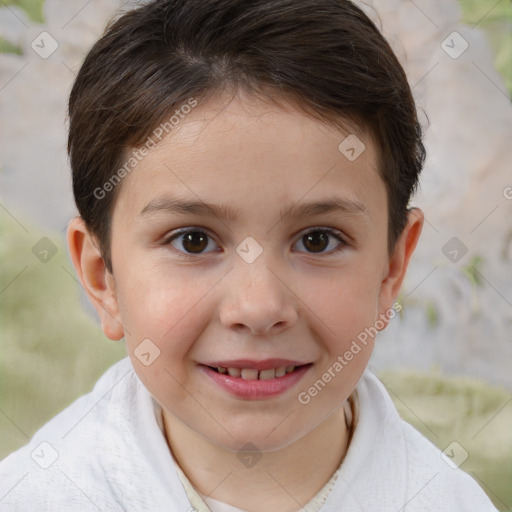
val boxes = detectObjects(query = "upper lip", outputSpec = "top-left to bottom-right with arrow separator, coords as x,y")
201,359 -> 311,370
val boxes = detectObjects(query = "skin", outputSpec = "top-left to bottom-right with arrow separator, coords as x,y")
68,89 -> 423,512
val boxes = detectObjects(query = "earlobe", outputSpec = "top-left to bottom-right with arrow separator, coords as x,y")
377,208 -> 424,328
66,217 -> 124,341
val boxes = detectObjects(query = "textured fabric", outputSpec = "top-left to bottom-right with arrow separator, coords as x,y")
0,356 -> 499,511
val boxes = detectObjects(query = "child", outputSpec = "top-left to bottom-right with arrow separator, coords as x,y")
0,1 -> 499,510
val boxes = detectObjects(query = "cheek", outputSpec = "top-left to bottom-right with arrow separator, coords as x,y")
304,269 -> 380,395
116,268 -> 216,406
116,266 -> 213,357
314,271 -> 380,340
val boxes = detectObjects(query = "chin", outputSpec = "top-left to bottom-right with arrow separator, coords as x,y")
205,419 -> 309,454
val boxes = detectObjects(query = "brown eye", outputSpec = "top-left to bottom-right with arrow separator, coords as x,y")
303,231 -> 329,253
295,228 -> 346,255
165,228 -> 217,256
182,231 -> 209,253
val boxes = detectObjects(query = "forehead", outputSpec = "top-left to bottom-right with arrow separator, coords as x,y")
112,91 -> 384,227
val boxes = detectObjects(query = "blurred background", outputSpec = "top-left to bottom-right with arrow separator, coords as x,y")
1,0 -> 511,509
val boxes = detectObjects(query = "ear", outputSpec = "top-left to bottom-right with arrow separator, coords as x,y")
66,216 -> 124,341
377,207 -> 424,328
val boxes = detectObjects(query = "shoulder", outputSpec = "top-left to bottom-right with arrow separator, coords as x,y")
0,357 -> 140,510
354,370 -> 499,511
399,421 -> 498,511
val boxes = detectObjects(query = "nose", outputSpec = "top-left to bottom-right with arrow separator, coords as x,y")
219,257 -> 298,336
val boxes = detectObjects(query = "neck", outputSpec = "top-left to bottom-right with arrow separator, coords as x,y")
162,405 -> 351,512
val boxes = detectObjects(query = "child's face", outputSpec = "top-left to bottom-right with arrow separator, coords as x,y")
72,91 -> 422,451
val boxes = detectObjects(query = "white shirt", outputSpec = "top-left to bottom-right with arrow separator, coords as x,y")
0,357 -> 498,511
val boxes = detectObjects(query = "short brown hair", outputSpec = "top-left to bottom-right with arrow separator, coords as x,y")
68,0 -> 426,274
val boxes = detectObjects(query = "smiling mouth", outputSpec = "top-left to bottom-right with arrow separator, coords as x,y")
206,364 -> 312,380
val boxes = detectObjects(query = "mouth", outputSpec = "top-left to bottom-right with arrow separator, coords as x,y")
199,360 -> 314,399
206,364 -> 310,380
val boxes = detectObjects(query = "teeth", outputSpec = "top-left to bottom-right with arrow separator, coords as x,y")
241,369 -> 259,380
275,366 -> 287,377
227,367 -> 241,377
259,369 -> 276,380
215,365 -> 300,379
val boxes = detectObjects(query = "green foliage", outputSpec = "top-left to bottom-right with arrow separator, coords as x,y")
3,0 -> 45,23
380,369 -> 512,512
459,0 -> 512,96
463,255 -> 485,287
0,35 -> 22,55
425,300 -> 439,328
459,0 -> 512,22
0,208 -> 126,459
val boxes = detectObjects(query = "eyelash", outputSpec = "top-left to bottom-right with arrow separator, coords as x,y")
161,227 -> 348,260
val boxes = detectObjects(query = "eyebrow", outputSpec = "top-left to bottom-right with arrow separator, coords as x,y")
139,196 -> 369,222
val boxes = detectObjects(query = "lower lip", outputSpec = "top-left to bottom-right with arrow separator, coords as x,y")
199,364 -> 312,400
